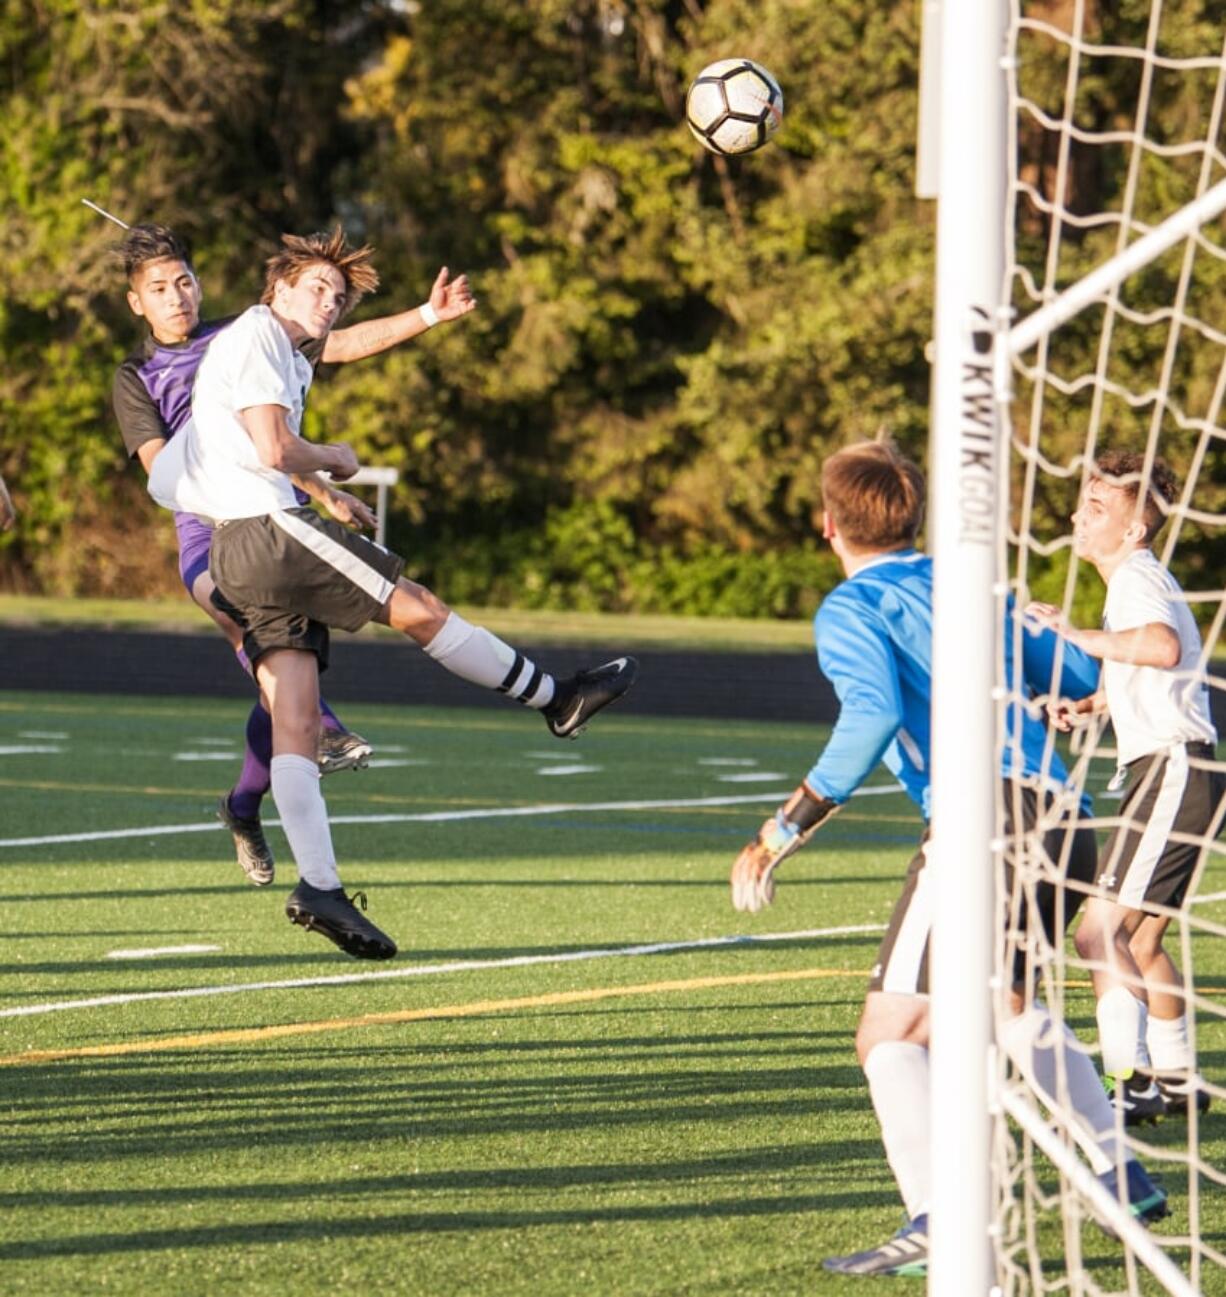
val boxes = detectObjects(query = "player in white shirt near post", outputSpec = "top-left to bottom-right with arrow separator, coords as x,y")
1028,451 -> 1225,1123
149,229 -> 637,960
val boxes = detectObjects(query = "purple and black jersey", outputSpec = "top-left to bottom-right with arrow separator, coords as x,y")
113,317 -> 326,592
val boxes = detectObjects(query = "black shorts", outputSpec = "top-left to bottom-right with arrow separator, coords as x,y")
209,507 -> 405,670
1098,742 -> 1225,911
867,785 -> 1096,996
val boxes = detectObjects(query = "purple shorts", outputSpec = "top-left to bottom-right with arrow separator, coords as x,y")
174,512 -> 214,594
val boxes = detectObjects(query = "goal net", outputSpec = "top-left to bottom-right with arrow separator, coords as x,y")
990,3 -> 1226,1294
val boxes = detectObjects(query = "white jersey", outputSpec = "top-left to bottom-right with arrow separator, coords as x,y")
1102,547 -> 1217,763
147,306 -> 312,521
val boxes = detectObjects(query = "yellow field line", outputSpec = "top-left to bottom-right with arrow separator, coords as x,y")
0,966 -> 861,1067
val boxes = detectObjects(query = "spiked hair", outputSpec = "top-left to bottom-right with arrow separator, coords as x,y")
119,223 -> 194,282
260,228 -> 379,317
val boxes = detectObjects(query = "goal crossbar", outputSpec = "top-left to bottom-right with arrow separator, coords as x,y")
1009,176 -> 1226,356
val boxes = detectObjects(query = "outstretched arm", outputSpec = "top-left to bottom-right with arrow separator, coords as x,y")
1025,601 -> 1180,669
322,267 -> 477,363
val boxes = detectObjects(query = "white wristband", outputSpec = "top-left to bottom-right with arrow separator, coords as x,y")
419,300 -> 440,329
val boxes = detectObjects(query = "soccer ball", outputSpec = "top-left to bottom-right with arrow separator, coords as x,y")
685,58 -> 783,157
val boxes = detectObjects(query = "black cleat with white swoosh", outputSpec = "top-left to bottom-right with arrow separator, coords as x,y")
543,656 -> 639,740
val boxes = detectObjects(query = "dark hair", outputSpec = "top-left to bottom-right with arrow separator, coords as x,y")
821,439 -> 926,550
119,223 -> 194,282
260,228 -> 379,317
1092,450 -> 1179,542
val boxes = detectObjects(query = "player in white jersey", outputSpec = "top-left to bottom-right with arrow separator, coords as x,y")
150,229 -> 637,960
1028,451 -> 1225,1122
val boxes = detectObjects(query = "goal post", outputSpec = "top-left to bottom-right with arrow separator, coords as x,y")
926,0 -> 1009,1291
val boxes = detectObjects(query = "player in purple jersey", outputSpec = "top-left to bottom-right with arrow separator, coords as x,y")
113,223 -> 477,885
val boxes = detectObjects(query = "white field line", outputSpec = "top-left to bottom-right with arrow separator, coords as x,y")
1,925 -> 886,1020
0,784 -> 906,851
0,745 -> 62,757
107,944 -> 223,960
537,764 -> 602,776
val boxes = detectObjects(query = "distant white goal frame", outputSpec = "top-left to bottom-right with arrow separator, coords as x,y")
919,2 -> 1226,1294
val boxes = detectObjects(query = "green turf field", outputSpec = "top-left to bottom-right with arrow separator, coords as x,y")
1,691 -> 1222,1295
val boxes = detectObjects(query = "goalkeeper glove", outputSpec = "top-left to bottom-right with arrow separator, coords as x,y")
730,784 -> 839,913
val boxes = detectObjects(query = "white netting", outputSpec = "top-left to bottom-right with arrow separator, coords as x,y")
997,2 -> 1226,1293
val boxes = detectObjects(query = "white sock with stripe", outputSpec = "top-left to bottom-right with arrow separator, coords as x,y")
1097,985 -> 1149,1079
423,613 -> 556,708
999,1006 -> 1124,1175
270,753 -> 341,890
864,1040 -> 931,1220
1147,1012 -> 1193,1072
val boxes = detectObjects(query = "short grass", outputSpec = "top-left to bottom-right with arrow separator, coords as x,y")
0,691 -> 1222,1295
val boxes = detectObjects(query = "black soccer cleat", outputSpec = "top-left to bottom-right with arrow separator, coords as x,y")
285,881 -> 397,960
217,794 -> 275,887
317,727 -> 374,775
1107,1074 -> 1167,1126
543,656 -> 639,740
1155,1071 -> 1212,1119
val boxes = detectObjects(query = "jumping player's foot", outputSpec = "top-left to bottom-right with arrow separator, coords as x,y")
285,881 -> 396,960
317,727 -> 374,775
822,1213 -> 929,1277
1107,1074 -> 1167,1126
543,656 -> 638,740
1097,1159 -> 1169,1228
1155,1071 -> 1212,1119
217,794 -> 275,887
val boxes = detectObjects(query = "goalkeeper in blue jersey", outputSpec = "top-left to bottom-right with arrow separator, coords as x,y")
730,440 -> 1168,1277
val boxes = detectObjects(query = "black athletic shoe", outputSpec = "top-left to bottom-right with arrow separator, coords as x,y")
1155,1071 -> 1212,1119
317,727 -> 373,775
1107,1074 -> 1167,1126
217,794 -> 275,887
543,656 -> 639,740
285,881 -> 397,960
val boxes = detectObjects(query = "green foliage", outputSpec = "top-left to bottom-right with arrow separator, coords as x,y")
0,1 -> 1220,618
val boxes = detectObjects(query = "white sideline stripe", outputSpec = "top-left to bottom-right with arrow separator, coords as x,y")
368,759 -> 423,769
0,745 -> 62,756
18,731 -> 68,739
0,784 -> 906,850
189,738 -> 237,747
0,925 -> 886,1020
717,772 -> 790,783
107,944 -> 223,960
537,765 -> 601,776
173,752 -> 239,762
270,508 -> 395,605
699,758 -> 759,767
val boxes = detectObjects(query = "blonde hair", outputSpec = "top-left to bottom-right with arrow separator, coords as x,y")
821,440 -> 925,549
260,228 -> 379,316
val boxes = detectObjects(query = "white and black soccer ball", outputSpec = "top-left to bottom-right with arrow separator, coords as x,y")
685,58 -> 783,157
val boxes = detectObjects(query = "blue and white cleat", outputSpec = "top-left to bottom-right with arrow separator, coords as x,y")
823,1213 -> 929,1277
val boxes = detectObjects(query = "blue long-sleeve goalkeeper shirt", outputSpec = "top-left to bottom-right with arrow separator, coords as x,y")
805,550 -> 1098,819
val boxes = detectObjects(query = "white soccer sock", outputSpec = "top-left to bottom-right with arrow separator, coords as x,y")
1147,1012 -> 1193,1073
1097,986 -> 1149,1079
999,1006 -> 1125,1175
864,1041 -> 931,1220
270,753 -> 341,890
423,613 -> 556,708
